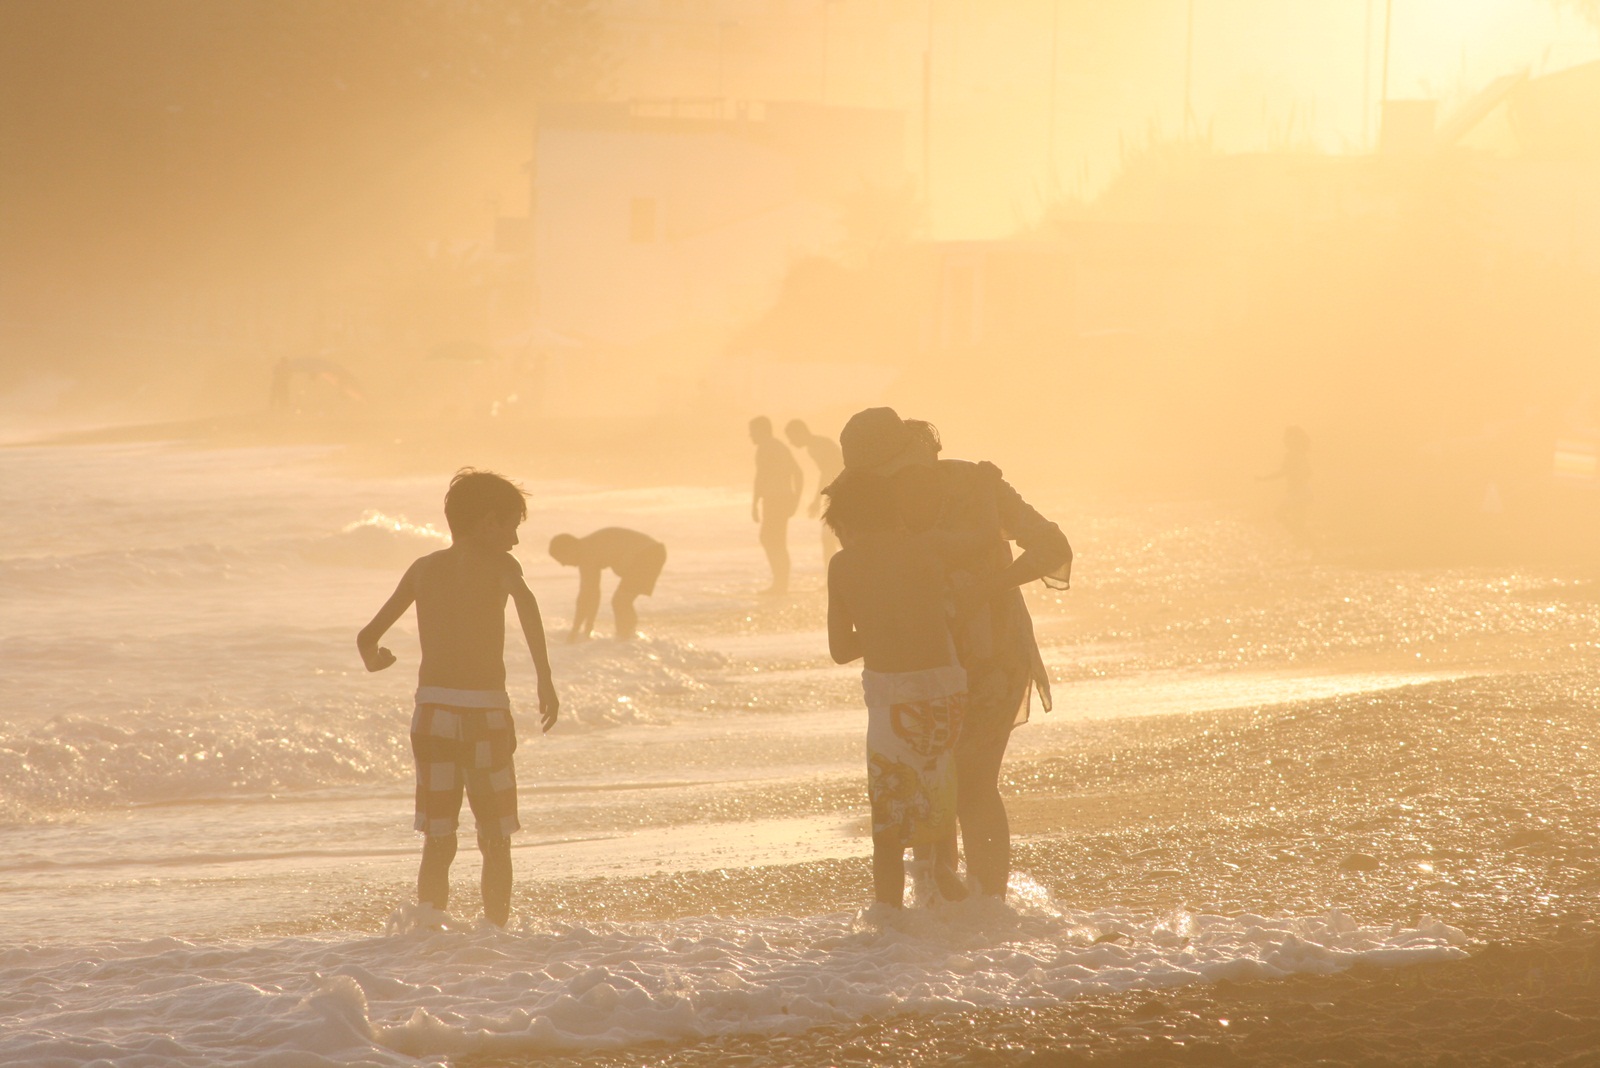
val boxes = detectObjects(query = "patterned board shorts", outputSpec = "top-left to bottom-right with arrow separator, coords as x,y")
863,664 -> 967,849
410,704 -> 520,839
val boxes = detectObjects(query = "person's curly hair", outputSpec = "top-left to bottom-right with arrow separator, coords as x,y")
905,419 -> 942,455
443,468 -> 528,538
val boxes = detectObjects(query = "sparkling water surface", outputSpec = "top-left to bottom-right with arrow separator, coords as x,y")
1,442 -> 1588,1065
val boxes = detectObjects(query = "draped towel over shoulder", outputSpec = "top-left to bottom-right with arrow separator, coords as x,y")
936,459 -> 1072,715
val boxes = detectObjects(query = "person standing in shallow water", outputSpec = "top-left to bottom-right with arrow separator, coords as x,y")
824,469 -> 973,907
838,408 -> 1072,900
356,468 -> 560,927
749,415 -> 803,595
786,418 -> 844,566
1260,425 -> 1312,547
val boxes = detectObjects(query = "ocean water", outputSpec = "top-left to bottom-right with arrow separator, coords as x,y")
0,441 -> 1557,1065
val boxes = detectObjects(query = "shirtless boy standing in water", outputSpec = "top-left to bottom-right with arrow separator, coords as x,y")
357,469 -> 559,927
825,470 -> 971,907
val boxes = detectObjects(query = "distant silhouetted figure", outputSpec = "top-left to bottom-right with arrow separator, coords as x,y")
750,416 -> 803,595
824,469 -> 970,908
548,528 -> 667,641
1261,426 -> 1312,546
786,418 -> 844,566
357,469 -> 559,928
270,354 -> 365,411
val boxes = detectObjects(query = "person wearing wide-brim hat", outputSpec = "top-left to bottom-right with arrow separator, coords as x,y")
837,407 -> 1072,899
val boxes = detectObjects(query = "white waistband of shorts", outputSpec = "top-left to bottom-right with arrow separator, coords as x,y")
861,663 -> 967,707
415,687 -> 511,710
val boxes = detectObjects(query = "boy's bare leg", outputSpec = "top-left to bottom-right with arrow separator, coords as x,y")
871,831 -> 905,907
479,835 -> 512,927
928,835 -> 969,902
759,514 -> 790,594
418,834 -> 457,911
611,585 -> 640,640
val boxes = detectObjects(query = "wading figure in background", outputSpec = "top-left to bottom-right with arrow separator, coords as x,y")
786,418 -> 844,566
749,416 -> 803,595
840,408 -> 1072,899
357,469 -> 559,927
1260,425 -> 1312,546
548,527 -> 668,641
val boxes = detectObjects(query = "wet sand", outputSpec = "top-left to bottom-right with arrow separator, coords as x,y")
449,666 -> 1600,1067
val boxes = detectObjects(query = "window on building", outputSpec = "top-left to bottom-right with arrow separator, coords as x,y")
630,197 -> 657,244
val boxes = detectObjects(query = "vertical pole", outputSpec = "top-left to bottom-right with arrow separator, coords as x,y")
923,1 -> 934,226
1362,0 -> 1373,149
529,107 -> 541,317
820,1 -> 829,103
1183,0 -> 1195,132
1380,0 -> 1393,105
1048,0 -> 1060,186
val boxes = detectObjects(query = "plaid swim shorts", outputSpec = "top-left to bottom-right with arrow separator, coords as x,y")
410,703 -> 520,839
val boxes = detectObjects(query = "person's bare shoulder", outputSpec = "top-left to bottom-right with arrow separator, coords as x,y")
407,548 -> 448,579
497,551 -> 528,593
827,544 -> 861,585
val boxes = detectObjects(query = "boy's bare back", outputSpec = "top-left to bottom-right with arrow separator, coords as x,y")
828,532 -> 954,674
410,546 -> 522,690
358,487 -> 557,732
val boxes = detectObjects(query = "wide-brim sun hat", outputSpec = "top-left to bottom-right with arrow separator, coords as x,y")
840,406 -> 920,473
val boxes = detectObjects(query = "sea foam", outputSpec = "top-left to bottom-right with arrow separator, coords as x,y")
0,895 -> 1468,1066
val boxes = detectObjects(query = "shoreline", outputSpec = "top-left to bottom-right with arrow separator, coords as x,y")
451,665 -> 1600,1066
492,932 -> 1600,1068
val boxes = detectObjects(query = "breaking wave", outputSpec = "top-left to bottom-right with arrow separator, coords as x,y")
0,889 -> 1468,1065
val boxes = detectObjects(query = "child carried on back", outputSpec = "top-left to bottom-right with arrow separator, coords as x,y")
824,469 -> 971,907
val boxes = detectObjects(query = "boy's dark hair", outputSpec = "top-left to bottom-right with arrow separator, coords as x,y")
443,468 -> 528,539
548,533 -> 580,563
822,469 -> 896,538
905,419 -> 942,456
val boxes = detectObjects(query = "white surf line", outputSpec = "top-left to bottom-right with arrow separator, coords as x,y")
1029,665 -> 1487,726
513,813 -> 872,881
0,893 -> 1471,1066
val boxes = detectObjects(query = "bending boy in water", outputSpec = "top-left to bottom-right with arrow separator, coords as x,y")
547,527 -> 667,641
825,470 -> 970,906
357,469 -> 559,927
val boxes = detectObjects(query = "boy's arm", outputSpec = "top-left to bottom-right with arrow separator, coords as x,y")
510,573 -> 560,733
570,563 -> 601,642
356,561 -> 419,671
826,558 -> 862,665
